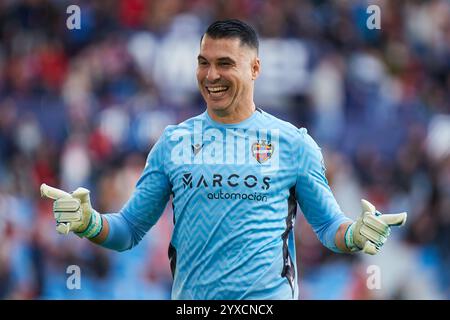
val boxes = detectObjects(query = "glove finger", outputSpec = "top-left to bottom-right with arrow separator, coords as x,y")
41,183 -> 71,200
56,223 -> 71,235
361,199 -> 376,214
363,241 -> 379,255
363,213 -> 390,235
360,224 -> 389,246
54,198 -> 82,222
379,212 -> 407,227
55,211 -> 82,222
71,187 -> 90,204
54,197 -> 80,210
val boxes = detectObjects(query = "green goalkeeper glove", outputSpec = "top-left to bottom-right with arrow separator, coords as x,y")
40,184 -> 103,238
345,199 -> 407,255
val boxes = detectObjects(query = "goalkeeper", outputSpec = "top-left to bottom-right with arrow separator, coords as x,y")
41,19 -> 407,299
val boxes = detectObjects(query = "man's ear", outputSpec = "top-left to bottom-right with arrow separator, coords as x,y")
251,57 -> 260,80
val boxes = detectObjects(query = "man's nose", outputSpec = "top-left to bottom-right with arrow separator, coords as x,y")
206,66 -> 220,82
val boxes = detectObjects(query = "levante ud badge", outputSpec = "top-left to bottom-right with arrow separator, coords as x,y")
251,140 -> 274,163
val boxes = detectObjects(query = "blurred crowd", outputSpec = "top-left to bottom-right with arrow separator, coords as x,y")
0,0 -> 449,299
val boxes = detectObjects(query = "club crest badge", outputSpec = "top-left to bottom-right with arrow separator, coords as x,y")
251,140 -> 274,164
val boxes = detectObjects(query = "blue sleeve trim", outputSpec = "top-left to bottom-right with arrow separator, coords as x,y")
320,216 -> 353,253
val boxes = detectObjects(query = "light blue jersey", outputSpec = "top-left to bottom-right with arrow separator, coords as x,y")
102,108 -> 351,300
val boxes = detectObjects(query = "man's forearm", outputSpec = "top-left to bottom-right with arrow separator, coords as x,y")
89,216 -> 109,245
335,221 -> 353,253
89,213 -> 136,251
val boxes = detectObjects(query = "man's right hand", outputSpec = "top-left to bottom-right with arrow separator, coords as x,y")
40,184 -> 103,238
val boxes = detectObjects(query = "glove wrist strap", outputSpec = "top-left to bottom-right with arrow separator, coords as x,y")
76,210 -> 103,239
344,223 -> 360,252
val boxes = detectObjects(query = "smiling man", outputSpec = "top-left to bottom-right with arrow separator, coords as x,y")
41,19 -> 407,300
197,23 -> 260,124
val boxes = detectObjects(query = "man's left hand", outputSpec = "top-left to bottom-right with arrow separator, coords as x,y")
345,199 -> 407,255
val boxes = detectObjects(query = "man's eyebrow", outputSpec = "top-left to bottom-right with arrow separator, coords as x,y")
217,57 -> 235,64
197,55 -> 236,64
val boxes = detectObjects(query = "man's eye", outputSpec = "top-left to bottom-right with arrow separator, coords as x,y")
199,61 -> 208,66
219,62 -> 231,66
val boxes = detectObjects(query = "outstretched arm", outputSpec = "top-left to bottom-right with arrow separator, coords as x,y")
40,128 -> 172,251
295,129 -> 407,254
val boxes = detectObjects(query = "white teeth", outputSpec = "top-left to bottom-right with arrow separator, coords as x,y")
208,86 -> 228,93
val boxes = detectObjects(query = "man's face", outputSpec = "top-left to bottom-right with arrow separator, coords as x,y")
197,35 -> 260,114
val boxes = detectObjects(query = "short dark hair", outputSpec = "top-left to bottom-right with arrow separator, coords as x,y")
203,19 -> 259,52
